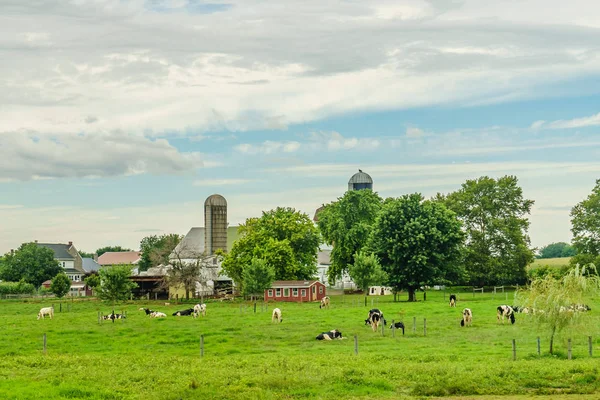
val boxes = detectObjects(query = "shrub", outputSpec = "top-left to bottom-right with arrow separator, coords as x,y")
0,280 -> 36,296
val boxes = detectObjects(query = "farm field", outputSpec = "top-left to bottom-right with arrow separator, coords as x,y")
0,290 -> 599,400
529,258 -> 572,269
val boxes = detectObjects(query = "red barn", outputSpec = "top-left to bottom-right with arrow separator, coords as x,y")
264,280 -> 327,302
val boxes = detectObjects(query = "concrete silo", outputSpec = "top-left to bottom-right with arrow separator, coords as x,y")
348,169 -> 373,191
204,194 -> 228,255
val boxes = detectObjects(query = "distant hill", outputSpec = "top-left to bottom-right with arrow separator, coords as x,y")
529,257 -> 571,269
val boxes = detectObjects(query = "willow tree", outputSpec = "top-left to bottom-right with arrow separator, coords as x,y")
518,264 -> 600,354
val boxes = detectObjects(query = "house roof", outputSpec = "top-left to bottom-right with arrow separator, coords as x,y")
36,243 -> 75,260
318,249 -> 331,265
271,280 -> 321,288
170,228 -> 206,259
98,251 -> 141,266
82,258 -> 101,273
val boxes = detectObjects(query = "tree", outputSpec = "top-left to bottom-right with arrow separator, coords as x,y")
242,258 -> 275,299
348,251 -> 386,300
97,265 -> 138,303
368,194 -> 465,302
436,175 -> 535,286
78,251 -> 95,259
95,246 -> 133,257
165,241 -> 216,300
84,272 -> 101,293
570,179 -> 600,268
221,207 -> 320,291
0,243 -> 61,287
317,189 -> 383,284
138,234 -> 183,272
538,242 -> 576,259
517,264 -> 600,354
50,273 -> 71,299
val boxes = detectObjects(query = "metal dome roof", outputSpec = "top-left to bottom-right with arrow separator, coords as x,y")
348,169 -> 373,184
204,194 -> 227,207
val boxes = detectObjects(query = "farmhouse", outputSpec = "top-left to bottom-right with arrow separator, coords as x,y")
36,241 -> 90,296
265,280 -> 327,302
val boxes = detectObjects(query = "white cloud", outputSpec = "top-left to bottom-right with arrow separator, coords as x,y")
406,127 -> 426,138
546,112 -> 600,129
308,131 -> 380,151
193,178 -> 256,186
234,140 -> 301,154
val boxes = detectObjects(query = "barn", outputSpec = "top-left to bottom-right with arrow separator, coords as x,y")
264,280 -> 327,302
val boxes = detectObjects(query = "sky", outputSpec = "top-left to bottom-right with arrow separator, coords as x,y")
1,0 -> 600,254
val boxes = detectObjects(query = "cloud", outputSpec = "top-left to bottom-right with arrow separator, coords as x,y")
406,127 -> 426,138
0,131 -> 205,181
308,131 -> 380,151
0,204 -> 24,210
234,140 -> 301,154
193,178 -> 256,186
544,112 -> 600,129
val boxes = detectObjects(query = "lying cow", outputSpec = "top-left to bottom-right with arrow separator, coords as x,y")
389,321 -> 405,335
272,307 -> 282,323
497,305 -> 515,324
150,311 -> 167,318
103,311 -> 126,322
172,308 -> 195,317
37,306 -> 54,320
449,294 -> 457,307
139,307 -> 155,315
320,296 -> 330,309
193,303 -> 206,318
461,308 -> 472,327
316,329 -> 343,340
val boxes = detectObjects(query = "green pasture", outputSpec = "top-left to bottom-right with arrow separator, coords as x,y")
0,290 -> 599,399
529,258 -> 572,269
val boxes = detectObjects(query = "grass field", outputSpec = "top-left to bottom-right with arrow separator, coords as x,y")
530,258 -> 572,269
1,290 -> 599,399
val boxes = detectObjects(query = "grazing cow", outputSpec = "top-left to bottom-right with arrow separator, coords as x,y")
316,329 -> 343,340
389,321 -> 405,335
449,294 -> 457,307
37,306 -> 54,320
150,312 -> 167,318
364,309 -> 386,327
193,303 -> 207,318
139,307 -> 155,315
272,308 -> 282,323
497,305 -> 515,324
320,296 -> 330,309
172,308 -> 195,317
461,308 -> 472,327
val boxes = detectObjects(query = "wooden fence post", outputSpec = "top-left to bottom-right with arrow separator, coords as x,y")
254,301 -> 256,314
424,318 -> 427,336
413,316 -> 416,333
354,334 -> 358,355
200,335 -> 204,358
512,339 -> 516,361
589,336 -> 593,357
537,337 -> 541,356
568,338 -> 572,360
155,292 -> 157,301
392,319 -> 395,338
43,333 -> 47,354
97,311 -> 100,324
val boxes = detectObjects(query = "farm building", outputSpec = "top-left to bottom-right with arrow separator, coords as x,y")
367,286 -> 393,296
264,280 -> 327,302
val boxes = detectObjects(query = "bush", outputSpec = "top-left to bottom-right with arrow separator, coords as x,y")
0,280 -> 36,296
527,265 -> 570,281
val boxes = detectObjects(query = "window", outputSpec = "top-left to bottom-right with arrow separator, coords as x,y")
301,289 -> 306,297
276,288 -> 281,297
319,286 -> 323,294
284,288 -> 289,297
62,262 -> 66,267
293,288 -> 298,297
268,289 -> 273,297
312,286 -> 316,293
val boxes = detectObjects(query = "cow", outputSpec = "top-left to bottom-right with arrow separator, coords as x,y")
364,309 -> 386,327
193,303 -> 207,318
316,329 -> 343,340
103,311 -> 125,322
389,321 -> 405,335
172,308 -> 195,317
370,312 -> 384,332
320,296 -> 330,309
150,312 -> 167,318
37,306 -> 54,320
497,305 -> 515,324
139,308 -> 155,315
461,308 -> 472,327
449,294 -> 457,307
272,308 -> 282,323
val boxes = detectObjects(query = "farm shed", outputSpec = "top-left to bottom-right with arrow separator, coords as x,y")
264,280 -> 327,302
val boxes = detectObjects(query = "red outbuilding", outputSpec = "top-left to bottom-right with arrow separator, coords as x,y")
264,280 -> 327,302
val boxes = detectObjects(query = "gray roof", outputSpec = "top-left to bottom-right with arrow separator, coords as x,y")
36,243 -> 75,260
170,227 -> 206,259
82,258 -> 101,273
204,194 -> 227,207
348,169 -> 373,184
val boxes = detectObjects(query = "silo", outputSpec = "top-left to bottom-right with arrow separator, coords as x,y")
348,169 -> 373,191
204,194 -> 228,255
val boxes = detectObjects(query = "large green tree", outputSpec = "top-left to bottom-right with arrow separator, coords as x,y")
221,207 -> 320,290
95,246 -> 133,257
97,265 -> 138,303
347,251 -> 387,295
368,194 -> 465,302
0,242 -> 61,287
242,258 -> 275,299
437,175 -> 534,286
570,179 -> 600,268
538,242 -> 576,259
50,272 -> 71,299
317,189 -> 383,284
138,234 -> 183,272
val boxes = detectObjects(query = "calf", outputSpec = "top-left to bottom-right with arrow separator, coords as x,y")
150,311 -> 167,318
37,306 -> 54,320
461,308 -> 472,327
172,308 -> 195,317
497,305 -> 515,324
193,303 -> 207,318
319,296 -> 330,309
316,329 -> 343,340
449,294 -> 457,307
272,307 -> 282,323
364,309 -> 386,327
389,321 -> 405,335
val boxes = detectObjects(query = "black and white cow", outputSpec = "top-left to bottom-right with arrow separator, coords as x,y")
461,308 -> 472,327
316,329 -> 343,340
193,303 -> 206,318
319,296 -> 330,309
103,311 -> 126,322
139,307 -> 155,315
364,309 -> 386,327
389,321 -> 405,335
497,305 -> 515,324
172,308 -> 195,317
449,294 -> 457,307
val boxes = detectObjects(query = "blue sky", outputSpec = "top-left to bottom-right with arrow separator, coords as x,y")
1,0 -> 600,254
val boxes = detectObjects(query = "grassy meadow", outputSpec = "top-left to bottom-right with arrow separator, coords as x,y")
529,258 -> 572,269
1,289 -> 599,399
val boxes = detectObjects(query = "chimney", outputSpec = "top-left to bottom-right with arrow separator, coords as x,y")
34,240 -> 38,243
10,249 -> 14,255
68,241 -> 73,246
